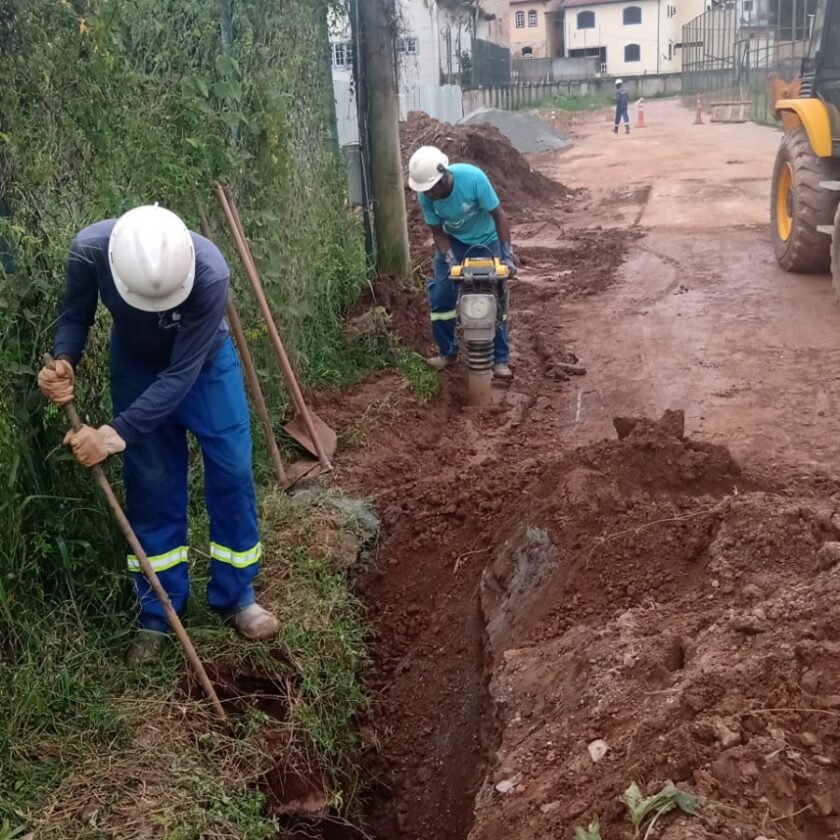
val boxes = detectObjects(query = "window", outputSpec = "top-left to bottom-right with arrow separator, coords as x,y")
515,10 -> 525,27
397,36 -> 418,55
624,43 -> 641,61
824,1 -> 840,68
331,41 -> 353,68
577,10 -> 595,28
528,9 -> 538,26
742,0 -> 753,10
666,4 -> 677,16
623,6 -> 642,24
522,46 -> 534,57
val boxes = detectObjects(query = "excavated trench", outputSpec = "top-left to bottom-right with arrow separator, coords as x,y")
273,407 -> 840,840
276,229 -> 644,840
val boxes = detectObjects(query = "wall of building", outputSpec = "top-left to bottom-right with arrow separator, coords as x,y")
334,80 -> 463,147
566,0 -> 658,75
563,0 -> 705,75
478,0 -> 512,46
512,55 -> 600,81
510,0 -> 552,57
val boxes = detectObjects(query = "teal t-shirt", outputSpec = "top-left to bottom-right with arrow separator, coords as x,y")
418,163 -> 500,246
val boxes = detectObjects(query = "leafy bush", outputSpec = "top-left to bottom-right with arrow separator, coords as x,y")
0,0 -> 375,827
0,0 -> 368,637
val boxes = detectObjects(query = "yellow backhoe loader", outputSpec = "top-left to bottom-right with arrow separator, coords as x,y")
770,0 -> 840,296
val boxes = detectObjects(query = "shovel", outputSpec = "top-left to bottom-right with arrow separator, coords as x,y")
198,213 -> 288,489
214,184 -> 336,470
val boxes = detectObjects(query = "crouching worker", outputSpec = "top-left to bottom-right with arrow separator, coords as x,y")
407,145 -> 515,380
38,205 -> 280,663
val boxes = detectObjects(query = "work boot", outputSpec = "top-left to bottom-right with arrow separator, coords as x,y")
625,125 -> 631,134
426,355 -> 456,370
126,629 -> 168,665
493,363 -> 513,380
613,125 -> 619,134
233,603 -> 280,641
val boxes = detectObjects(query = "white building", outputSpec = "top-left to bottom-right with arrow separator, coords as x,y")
506,0 -> 706,74
330,0 -> 482,145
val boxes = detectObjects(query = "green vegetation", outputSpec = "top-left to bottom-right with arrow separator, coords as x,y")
397,349 -> 442,401
0,0 -> 384,834
621,781 -> 698,838
517,88 -> 676,113
574,781 -> 698,840
552,90 -> 619,111
0,489 -> 374,837
574,818 -> 602,840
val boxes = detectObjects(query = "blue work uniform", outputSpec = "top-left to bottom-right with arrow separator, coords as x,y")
615,88 -> 630,127
418,163 -> 509,364
52,219 -> 260,632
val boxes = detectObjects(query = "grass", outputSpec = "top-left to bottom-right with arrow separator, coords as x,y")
397,350 -> 441,402
516,88 -> 677,113
0,489 -> 376,838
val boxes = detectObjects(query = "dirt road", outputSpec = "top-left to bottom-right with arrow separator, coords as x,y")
532,100 -> 840,473
317,100 -> 840,840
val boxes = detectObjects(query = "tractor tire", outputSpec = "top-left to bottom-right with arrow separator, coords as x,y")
832,203 -> 840,303
771,126 -> 840,274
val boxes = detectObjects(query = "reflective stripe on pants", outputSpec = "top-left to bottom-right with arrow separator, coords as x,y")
111,337 -> 260,632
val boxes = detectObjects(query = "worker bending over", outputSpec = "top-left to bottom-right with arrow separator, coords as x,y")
38,205 -> 279,663
407,145 -> 515,380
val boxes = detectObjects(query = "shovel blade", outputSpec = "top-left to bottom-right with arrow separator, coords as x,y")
284,410 -> 337,461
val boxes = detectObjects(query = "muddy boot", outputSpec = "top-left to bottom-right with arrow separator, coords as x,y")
126,629 -> 168,665
493,363 -> 513,381
626,125 -> 631,134
426,355 -> 457,371
613,125 -> 619,134
233,603 -> 280,641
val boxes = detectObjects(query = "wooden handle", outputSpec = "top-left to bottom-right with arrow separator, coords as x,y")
213,184 -> 332,470
198,216 -> 288,487
43,354 -> 227,722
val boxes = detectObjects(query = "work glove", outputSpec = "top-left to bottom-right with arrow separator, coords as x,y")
63,424 -> 126,467
500,242 -> 516,273
37,358 -> 75,406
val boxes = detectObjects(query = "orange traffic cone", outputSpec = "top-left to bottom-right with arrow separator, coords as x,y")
694,95 -> 704,125
636,99 -> 646,128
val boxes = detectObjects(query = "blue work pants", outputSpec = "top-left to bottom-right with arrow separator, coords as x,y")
428,237 -> 510,363
110,336 -> 260,632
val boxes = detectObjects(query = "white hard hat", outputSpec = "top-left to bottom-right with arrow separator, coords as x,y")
408,145 -> 450,192
615,78 -> 623,86
109,205 -> 195,312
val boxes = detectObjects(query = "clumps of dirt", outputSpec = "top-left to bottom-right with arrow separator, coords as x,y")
400,112 -> 578,255
517,227 -> 643,298
344,275 -> 432,355
472,411 -> 840,840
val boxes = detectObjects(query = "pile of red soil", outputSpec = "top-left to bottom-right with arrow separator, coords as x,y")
473,411 -> 840,840
400,112 -> 576,255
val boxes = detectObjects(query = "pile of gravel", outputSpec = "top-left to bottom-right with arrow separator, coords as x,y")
458,107 -> 572,154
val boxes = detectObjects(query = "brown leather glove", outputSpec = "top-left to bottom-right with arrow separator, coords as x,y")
63,425 -> 126,467
37,359 -> 75,406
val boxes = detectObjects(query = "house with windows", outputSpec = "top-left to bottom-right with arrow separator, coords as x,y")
510,0 -> 564,58
511,0 -> 705,72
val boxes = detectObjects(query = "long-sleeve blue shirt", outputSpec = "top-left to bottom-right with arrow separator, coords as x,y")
53,219 -> 230,445
616,88 -> 629,110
